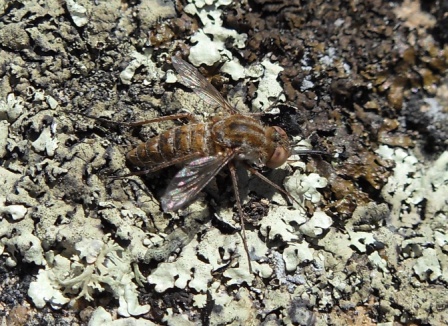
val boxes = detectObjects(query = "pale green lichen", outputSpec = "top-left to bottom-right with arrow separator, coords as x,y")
65,0 -> 88,27
0,120 -> 8,158
89,307 -> 157,326
0,168 -> 45,267
376,146 -> 448,225
283,242 -> 315,272
346,230 -> 376,252
0,196 -> 27,221
143,201 -> 210,263
299,211 -> 333,237
196,227 -> 242,270
413,248 -> 442,282
376,146 -> 448,282
207,285 -> 258,325
368,251 -> 388,273
28,262 -> 71,309
31,126 -> 59,157
184,0 -> 247,67
147,222 -> 271,293
147,238 -> 213,293
252,59 -> 285,110
4,233 -> 45,267
318,229 -> 357,261
221,230 -> 273,283
0,93 -> 24,122
119,49 -> 163,85
259,206 -> 306,242
28,238 -> 150,317
285,170 -> 328,205
188,30 -> 223,66
162,308 -> 197,326
220,58 -> 246,80
193,294 -> 208,308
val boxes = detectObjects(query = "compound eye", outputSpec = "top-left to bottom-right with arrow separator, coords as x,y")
266,146 -> 289,168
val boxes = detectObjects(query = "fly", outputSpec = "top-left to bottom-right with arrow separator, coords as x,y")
76,56 -> 324,272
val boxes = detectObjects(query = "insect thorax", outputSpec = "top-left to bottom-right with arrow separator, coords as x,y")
211,115 -> 267,161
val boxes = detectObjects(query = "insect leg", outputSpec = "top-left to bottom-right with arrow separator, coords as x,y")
125,113 -> 199,126
243,163 -> 305,211
290,149 -> 329,156
67,111 -> 199,126
228,161 -> 253,274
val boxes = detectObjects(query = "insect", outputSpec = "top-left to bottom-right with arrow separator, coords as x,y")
122,56 -> 321,272
70,57 -> 324,271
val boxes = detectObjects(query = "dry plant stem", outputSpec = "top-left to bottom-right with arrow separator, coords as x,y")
229,160 -> 253,274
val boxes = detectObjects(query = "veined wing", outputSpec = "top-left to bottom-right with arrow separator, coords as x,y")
161,152 -> 235,212
172,56 -> 237,114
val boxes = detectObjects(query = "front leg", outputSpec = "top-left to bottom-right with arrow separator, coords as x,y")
228,160 -> 253,274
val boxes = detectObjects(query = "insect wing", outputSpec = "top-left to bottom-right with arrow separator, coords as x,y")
172,57 -> 237,114
161,153 -> 235,212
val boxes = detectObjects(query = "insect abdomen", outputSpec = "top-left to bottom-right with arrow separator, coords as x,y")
126,123 -> 213,167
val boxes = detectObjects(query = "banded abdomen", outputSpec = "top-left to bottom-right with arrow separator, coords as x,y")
126,123 -> 216,167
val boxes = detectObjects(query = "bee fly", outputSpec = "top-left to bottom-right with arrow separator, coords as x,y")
77,57 -> 325,272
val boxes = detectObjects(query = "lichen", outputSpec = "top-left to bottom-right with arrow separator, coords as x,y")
283,242 -> 315,272
377,146 -> 448,227
208,286 -> 258,325
65,0 -> 88,27
252,59 -> 285,110
284,170 -> 328,206
0,93 -> 24,122
31,126 -> 59,157
185,0 -> 247,67
119,49 -> 163,85
89,306 -> 157,326
0,196 -> 27,221
147,237 -> 213,293
28,238 -> 150,317
0,0 -> 446,324
259,205 -> 306,242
